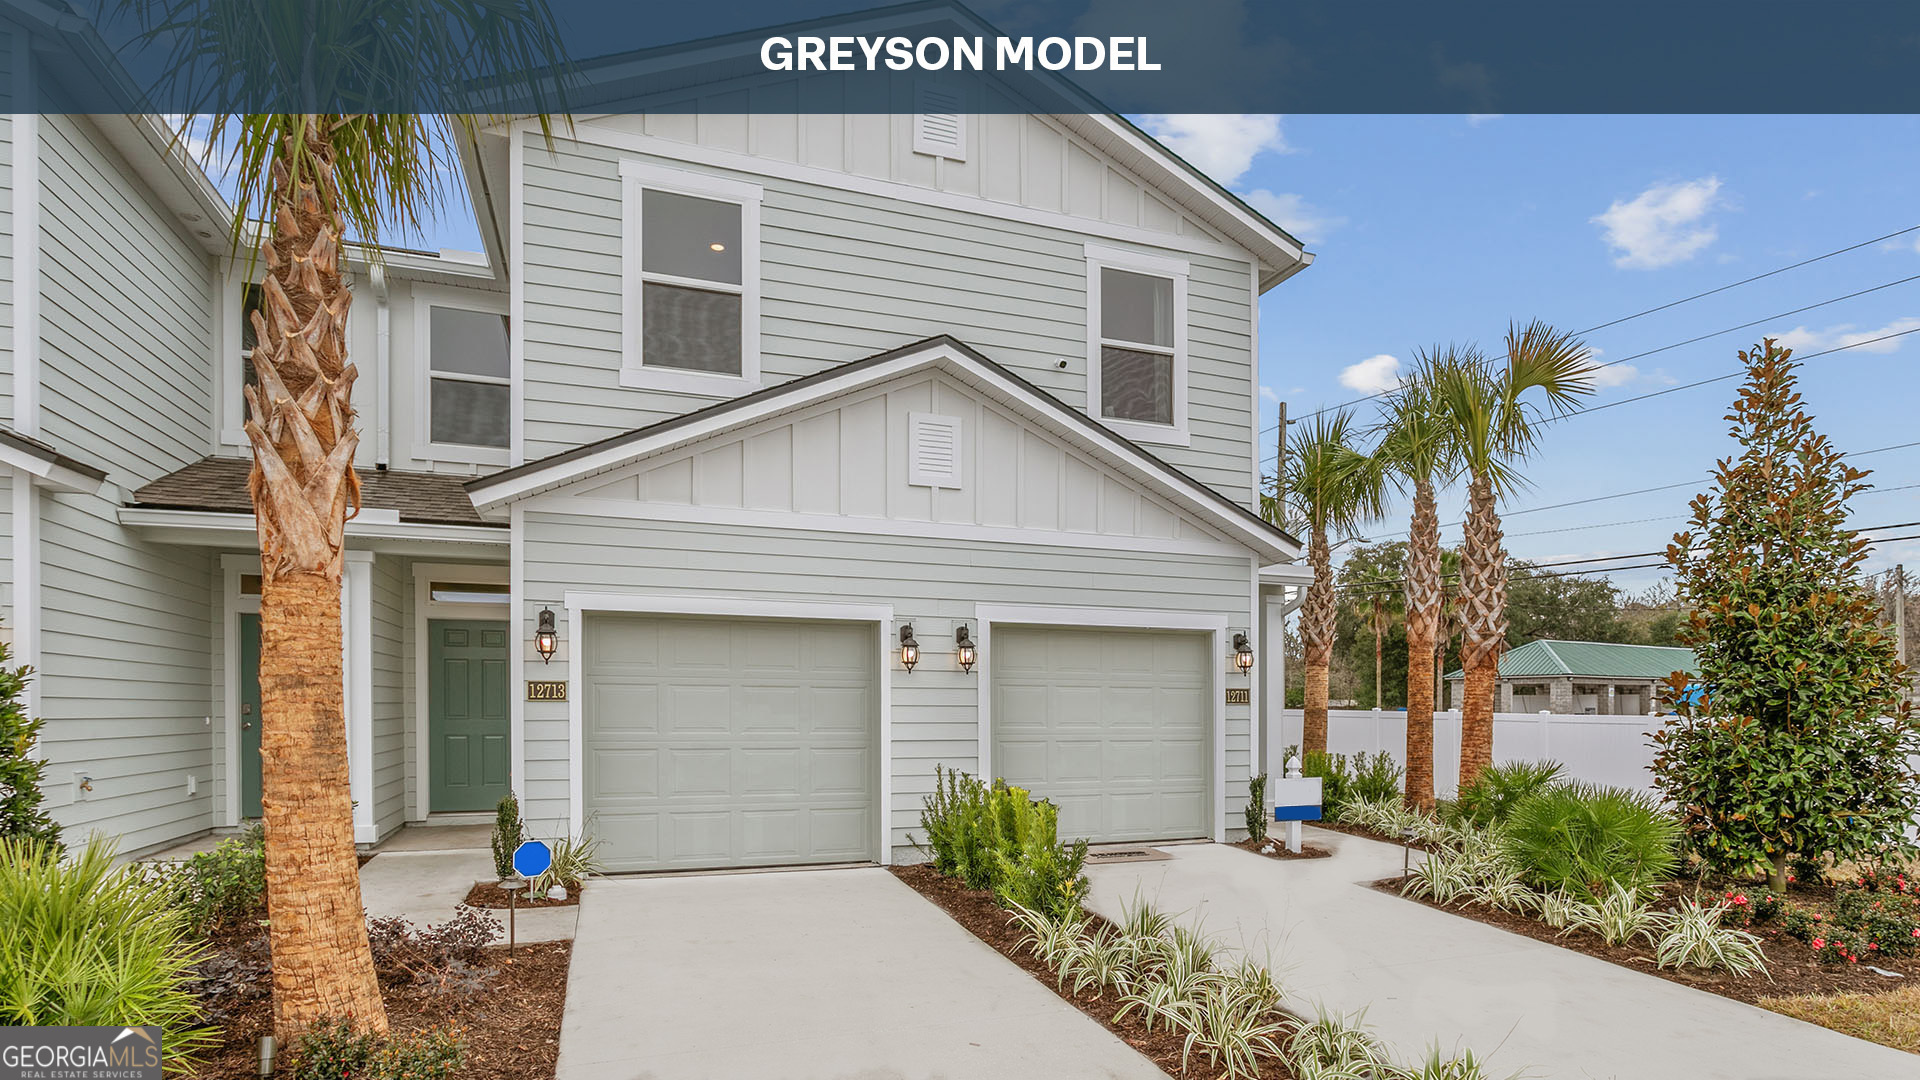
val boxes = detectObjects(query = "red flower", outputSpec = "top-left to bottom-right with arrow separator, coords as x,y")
1812,937 -> 1826,948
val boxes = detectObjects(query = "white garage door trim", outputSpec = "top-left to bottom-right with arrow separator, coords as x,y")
563,591 -> 895,864
975,604 -> 1228,843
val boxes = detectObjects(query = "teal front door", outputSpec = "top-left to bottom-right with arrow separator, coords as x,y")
240,613 -> 263,819
429,619 -> 511,812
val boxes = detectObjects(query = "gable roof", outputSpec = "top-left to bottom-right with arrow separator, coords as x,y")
1447,639 -> 1698,681
469,335 -> 1300,562
133,456 -> 499,528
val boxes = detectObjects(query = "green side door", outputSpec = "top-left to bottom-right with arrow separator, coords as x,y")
428,619 -> 512,812
240,613 -> 263,819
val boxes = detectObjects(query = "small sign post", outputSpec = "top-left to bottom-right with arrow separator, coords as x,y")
505,840 -> 553,955
1270,756 -> 1323,855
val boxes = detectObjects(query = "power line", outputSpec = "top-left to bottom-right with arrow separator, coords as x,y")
1261,230 -> 1920,437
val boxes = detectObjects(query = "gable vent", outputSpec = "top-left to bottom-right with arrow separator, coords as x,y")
907,412 -> 964,489
912,85 -> 967,161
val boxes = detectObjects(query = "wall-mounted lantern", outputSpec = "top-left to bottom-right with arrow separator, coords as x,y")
1232,632 -> 1254,676
954,625 -> 977,673
535,608 -> 559,664
899,624 -> 920,672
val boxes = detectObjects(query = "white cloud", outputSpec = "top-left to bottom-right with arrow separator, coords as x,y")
1774,317 -> 1920,356
1466,114 -> 1502,126
1589,363 -> 1640,388
1243,190 -> 1346,244
1259,385 -> 1281,404
1591,176 -> 1724,269
1339,354 -> 1402,394
1137,114 -> 1288,187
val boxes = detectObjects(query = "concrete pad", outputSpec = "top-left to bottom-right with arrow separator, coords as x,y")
1084,829 -> 1915,1080
372,823 -> 492,852
357,850 -> 576,944
555,866 -> 1164,1080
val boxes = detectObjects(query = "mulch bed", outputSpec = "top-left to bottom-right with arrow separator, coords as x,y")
889,863 -> 1298,1080
1232,838 -> 1332,861
190,928 -> 572,1080
463,880 -> 581,909
1369,877 -> 1916,1003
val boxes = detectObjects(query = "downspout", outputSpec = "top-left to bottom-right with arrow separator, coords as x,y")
369,262 -> 390,469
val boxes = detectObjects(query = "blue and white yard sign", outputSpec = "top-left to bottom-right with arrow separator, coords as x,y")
1272,776 -> 1324,822
512,838 -> 553,880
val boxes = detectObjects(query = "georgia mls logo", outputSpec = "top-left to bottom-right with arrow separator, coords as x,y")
0,1025 -> 162,1080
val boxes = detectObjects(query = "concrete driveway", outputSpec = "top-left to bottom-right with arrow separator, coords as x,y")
1083,829 -> 1916,1080
554,866 -> 1164,1080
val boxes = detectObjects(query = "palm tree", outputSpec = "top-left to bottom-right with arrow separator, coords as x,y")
1429,322 -> 1596,787
1374,348 -> 1468,809
1286,410 -> 1382,756
128,0 -> 570,1041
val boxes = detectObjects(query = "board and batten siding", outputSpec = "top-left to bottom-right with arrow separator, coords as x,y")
34,113 -> 218,854
518,513 -> 1257,860
518,126 -> 1258,504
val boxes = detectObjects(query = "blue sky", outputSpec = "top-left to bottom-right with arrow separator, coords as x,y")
294,112 -> 1920,596
1135,113 -> 1920,595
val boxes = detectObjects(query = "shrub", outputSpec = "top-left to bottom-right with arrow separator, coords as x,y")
367,908 -> 500,990
0,837 -> 214,1070
1831,887 -> 1920,958
1348,750 -> 1403,805
1654,898 -> 1769,975
916,765 -> 997,889
491,793 -> 523,880
1244,773 -> 1267,843
916,766 -> 1088,919
0,644 -> 59,848
1451,759 -> 1562,828
161,823 -> 267,935
1500,782 -> 1679,900
1780,905 -> 1821,943
1300,750 -> 1352,815
289,1018 -> 466,1080
1565,882 -> 1666,947
532,832 -> 603,897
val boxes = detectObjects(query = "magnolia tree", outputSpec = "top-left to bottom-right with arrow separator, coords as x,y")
1652,340 -> 1920,890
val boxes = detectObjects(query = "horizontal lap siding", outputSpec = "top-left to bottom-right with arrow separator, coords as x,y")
0,109 -> 14,419
371,556 -> 407,839
520,134 -> 1255,504
36,114 -> 217,853
520,512 -> 1254,857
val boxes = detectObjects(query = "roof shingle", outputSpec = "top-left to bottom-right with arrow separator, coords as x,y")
131,456 -> 497,528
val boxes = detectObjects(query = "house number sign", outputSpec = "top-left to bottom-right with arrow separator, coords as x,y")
1224,688 -> 1251,705
526,680 -> 568,702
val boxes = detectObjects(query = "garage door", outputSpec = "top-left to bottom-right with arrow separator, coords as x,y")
583,614 -> 878,872
991,626 -> 1211,843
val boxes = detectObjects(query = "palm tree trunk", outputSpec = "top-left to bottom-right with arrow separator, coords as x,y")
1457,471 -> 1508,788
1403,477 -> 1440,809
1300,524 -> 1336,755
247,124 -> 387,1039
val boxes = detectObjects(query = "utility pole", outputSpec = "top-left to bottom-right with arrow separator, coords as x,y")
1896,564 -> 1908,666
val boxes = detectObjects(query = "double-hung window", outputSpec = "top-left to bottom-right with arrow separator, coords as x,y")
1085,244 -> 1189,445
621,161 -> 762,394
417,292 -> 510,462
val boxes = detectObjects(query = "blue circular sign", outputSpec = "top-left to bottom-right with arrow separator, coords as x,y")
512,839 -> 553,879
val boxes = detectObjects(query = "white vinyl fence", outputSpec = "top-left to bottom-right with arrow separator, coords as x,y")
1277,708 -> 1662,801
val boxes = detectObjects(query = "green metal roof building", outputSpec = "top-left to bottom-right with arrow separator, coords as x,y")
1445,639 -> 1698,715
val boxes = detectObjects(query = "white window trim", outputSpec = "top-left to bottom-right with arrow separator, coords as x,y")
412,284 -> 511,467
1084,243 -> 1191,447
217,267 -> 258,448
619,160 -> 763,396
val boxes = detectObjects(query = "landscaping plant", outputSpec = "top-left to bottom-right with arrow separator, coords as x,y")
1348,750 -> 1405,806
1654,340 -> 1920,891
1499,782 -> 1679,901
289,1018 -> 465,1080
1245,772 -> 1268,843
532,831 -> 604,897
162,823 -> 267,935
0,837 -> 214,1070
0,643 -> 59,848
915,767 -> 1087,919
1653,898 -> 1769,976
1301,750 -> 1353,815
491,793 -> 523,881
1450,759 -> 1562,828
1565,881 -> 1665,947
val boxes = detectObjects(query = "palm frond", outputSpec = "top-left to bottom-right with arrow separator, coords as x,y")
1287,408 -> 1384,539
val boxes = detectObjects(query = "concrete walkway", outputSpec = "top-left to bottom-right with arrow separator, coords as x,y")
554,866 -> 1164,1080
1083,828 -> 1915,1080
358,827 -> 577,944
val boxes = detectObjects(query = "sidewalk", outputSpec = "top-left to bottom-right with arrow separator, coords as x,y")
358,825 -> 577,944
1082,828 -> 1914,1080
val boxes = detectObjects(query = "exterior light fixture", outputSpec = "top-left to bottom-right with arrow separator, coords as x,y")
1233,632 -> 1254,676
899,624 -> 920,672
535,608 -> 559,664
954,625 -> 977,673
709,242 -> 726,252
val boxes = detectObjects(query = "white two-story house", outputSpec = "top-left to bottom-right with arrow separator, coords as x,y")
0,33 -> 1314,869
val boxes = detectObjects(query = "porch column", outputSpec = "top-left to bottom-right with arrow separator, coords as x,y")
344,551 -> 376,844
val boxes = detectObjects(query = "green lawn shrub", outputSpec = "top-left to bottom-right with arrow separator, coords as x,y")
289,1018 -> 465,1080
916,765 -> 1088,918
490,793 -> 523,880
158,823 -> 266,936
1347,751 -> 1403,805
1450,760 -> 1562,828
1499,782 -> 1679,901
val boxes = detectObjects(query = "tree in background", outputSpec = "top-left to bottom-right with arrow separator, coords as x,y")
1285,410 -> 1381,755
1654,340 -> 1920,890
1375,349 -> 1464,808
0,639 -> 58,848
1504,561 -> 1635,645
1429,322 -> 1595,787
128,0 -> 571,1040
1333,542 -> 1410,711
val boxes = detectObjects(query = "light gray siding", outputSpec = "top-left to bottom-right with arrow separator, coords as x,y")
35,113 -> 217,854
0,104 -> 15,420
520,130 -> 1257,504
371,554 -> 407,838
520,512 -> 1256,860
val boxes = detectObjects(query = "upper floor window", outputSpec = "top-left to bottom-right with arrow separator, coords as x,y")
1085,244 -> 1189,446
621,161 -> 762,395
427,306 -> 510,449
